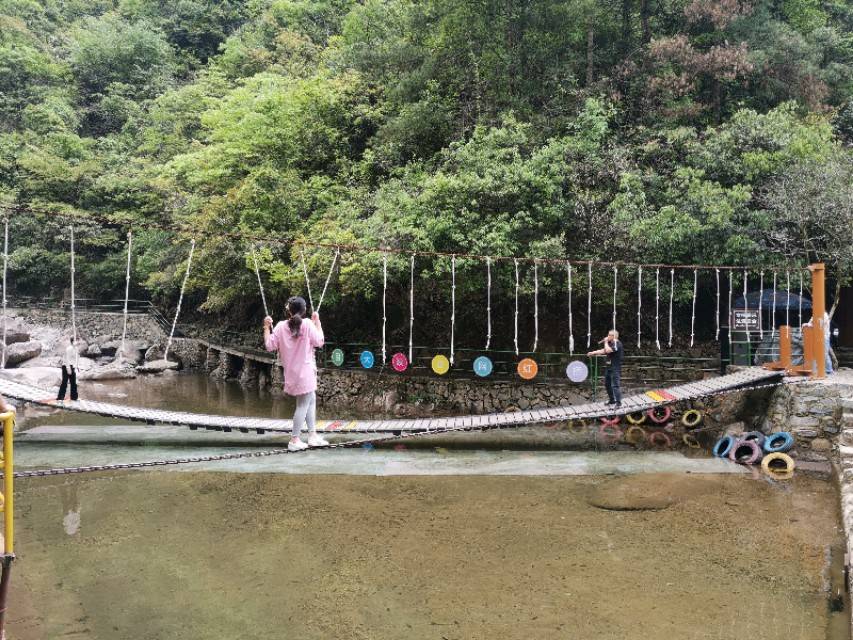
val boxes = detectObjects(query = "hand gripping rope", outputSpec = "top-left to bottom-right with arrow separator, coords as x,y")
70,225 -> 77,343
165,239 -> 195,362
120,231 -> 133,356
690,268 -> 697,347
611,265 -> 618,331
514,258 -> 520,356
485,257 -> 492,351
381,252 -> 387,364
409,254 -> 415,362
567,262 -> 574,354
1,218 -> 7,369
586,262 -> 592,349
250,245 -> 269,319
654,267 -> 661,350
743,270 -> 750,345
715,268 -> 720,341
533,260 -> 539,352
636,266 -> 642,348
758,271 -> 764,338
667,268 -> 674,348
450,255 -> 456,365
771,271 -> 777,339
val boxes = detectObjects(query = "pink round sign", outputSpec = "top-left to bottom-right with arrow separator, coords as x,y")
391,352 -> 409,372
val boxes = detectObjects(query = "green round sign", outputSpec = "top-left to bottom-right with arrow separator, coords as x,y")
331,348 -> 345,367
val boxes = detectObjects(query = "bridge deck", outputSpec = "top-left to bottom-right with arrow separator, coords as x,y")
0,368 -> 780,435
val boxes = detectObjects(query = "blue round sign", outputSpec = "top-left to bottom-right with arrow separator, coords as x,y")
473,356 -> 493,377
566,360 -> 589,383
359,350 -> 375,369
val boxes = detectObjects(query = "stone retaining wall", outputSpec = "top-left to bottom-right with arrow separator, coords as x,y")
9,307 -> 164,343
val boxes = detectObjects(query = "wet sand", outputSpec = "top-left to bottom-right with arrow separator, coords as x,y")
6,471 -> 846,640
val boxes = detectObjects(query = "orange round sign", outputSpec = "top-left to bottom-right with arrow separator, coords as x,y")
517,358 -> 538,380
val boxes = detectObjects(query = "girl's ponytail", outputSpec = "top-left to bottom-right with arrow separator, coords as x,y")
286,296 -> 307,338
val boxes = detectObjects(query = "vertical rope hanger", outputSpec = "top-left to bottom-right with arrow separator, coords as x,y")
798,271 -> 804,326
513,258 -> 520,356
743,270 -> 750,345
758,271 -> 764,338
654,267 -> 661,350
532,260 -> 539,352
771,271 -> 777,338
70,226 -> 77,343
251,245 -> 269,319
667,268 -> 674,348
690,268 -> 697,347
409,255 -> 415,362
120,231 -> 133,357
1,218 -> 7,369
165,239 -> 195,362
381,252 -> 387,364
450,255 -> 456,365
785,270 -> 790,327
586,262 -> 592,349
567,262 -> 574,354
636,266 -> 642,348
727,271 -> 733,355
485,257 -> 492,351
715,268 -> 721,341
611,265 -> 618,331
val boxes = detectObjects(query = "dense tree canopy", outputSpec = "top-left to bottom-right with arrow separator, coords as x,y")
0,0 -> 851,347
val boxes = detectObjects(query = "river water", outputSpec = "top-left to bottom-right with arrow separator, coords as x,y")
6,372 -> 851,639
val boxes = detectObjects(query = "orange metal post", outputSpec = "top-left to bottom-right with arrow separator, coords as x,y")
764,325 -> 793,371
809,263 -> 826,379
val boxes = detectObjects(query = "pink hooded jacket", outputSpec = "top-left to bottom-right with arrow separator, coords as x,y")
265,317 -> 324,396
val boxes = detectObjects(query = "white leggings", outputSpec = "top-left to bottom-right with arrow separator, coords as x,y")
292,391 -> 317,438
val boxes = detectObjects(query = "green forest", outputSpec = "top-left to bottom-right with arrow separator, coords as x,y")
1,0 -> 852,348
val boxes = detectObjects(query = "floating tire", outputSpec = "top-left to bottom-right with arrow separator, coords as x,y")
713,435 -> 736,459
762,452 -> 795,479
625,425 -> 647,445
649,431 -> 672,448
741,431 -> 766,448
680,409 -> 703,428
626,411 -> 647,425
600,415 -> 621,426
764,432 -> 794,453
729,439 -> 763,465
682,433 -> 701,449
647,406 -> 672,424
598,424 -> 623,444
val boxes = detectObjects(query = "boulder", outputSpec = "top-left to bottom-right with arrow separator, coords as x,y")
2,319 -> 31,345
137,359 -> 180,374
82,363 -> 138,381
144,344 -> 165,363
3,340 -> 42,366
99,339 -> 121,357
0,366 -> 61,388
84,343 -> 102,358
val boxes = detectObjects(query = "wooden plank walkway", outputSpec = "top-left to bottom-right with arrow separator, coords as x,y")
0,367 -> 781,435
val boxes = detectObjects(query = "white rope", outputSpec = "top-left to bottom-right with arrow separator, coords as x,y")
636,266 -> 642,348
532,260 -> 539,352
586,262 -> 592,349
409,254 -> 415,362
165,239 -> 195,362
70,226 -> 77,343
758,270 -> 764,338
514,258 -> 520,356
250,245 -> 269,318
1,218 -> 7,369
798,271 -> 803,326
667,268 -> 674,348
743,270 -> 750,344
300,247 -> 313,311
727,271 -> 733,356
611,265 -> 618,331
450,255 -> 456,365
771,271 -> 777,338
690,268 -> 697,347
715,268 -> 720,341
567,262 -> 574,354
654,267 -> 660,350
120,231 -> 133,357
381,252 -> 387,364
315,248 -> 339,313
485,257 -> 492,350
785,270 -> 790,327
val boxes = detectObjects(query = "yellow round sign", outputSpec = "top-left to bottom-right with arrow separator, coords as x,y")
431,354 -> 450,375
517,358 -> 538,380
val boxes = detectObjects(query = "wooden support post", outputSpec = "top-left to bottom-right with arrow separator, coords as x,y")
809,263 -> 826,379
764,325 -> 792,371
0,411 -> 15,639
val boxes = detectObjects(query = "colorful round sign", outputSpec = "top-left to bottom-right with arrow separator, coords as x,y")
359,350 -> 375,369
517,358 -> 538,380
566,360 -> 589,383
473,355 -> 493,377
331,348 -> 345,367
431,354 -> 450,375
391,352 -> 409,372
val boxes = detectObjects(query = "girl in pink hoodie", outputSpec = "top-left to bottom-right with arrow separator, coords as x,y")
264,296 -> 329,451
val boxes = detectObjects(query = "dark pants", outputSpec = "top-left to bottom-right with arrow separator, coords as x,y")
604,366 -> 621,404
58,365 -> 78,401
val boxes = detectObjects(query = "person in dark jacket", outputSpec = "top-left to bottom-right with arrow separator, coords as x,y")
588,329 -> 623,408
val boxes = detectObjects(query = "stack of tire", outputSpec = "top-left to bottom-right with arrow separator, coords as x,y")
713,431 -> 796,479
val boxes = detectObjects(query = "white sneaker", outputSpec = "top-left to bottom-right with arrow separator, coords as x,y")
288,438 -> 308,452
307,433 -> 329,447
